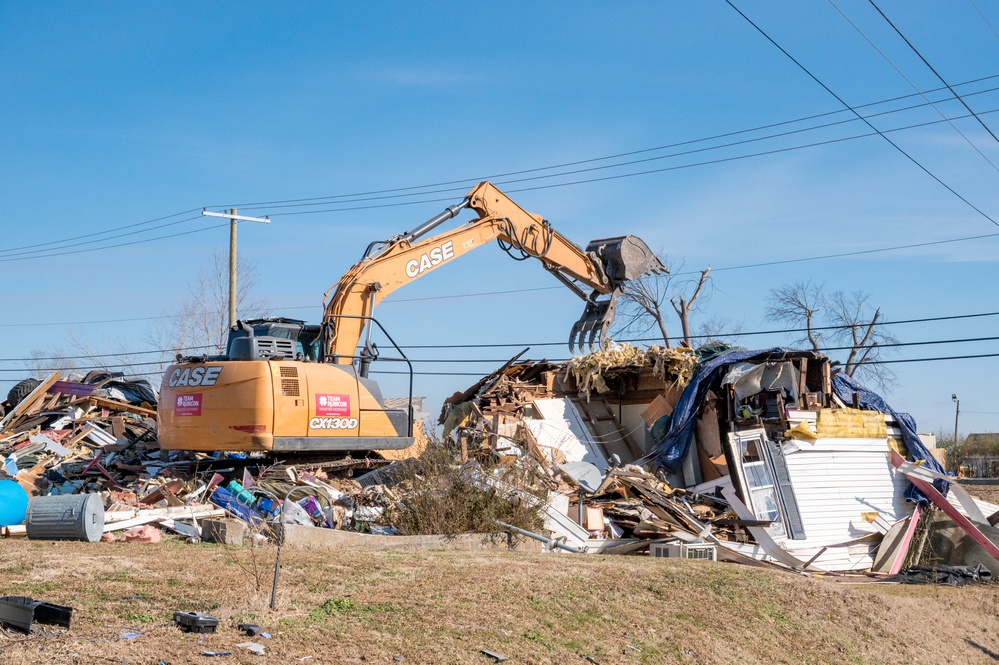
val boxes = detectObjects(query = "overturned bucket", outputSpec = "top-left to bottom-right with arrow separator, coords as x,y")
25,494 -> 105,542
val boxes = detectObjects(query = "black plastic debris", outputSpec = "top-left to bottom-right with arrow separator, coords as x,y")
173,611 -> 219,633
888,563 -> 994,586
0,596 -> 73,632
237,623 -> 262,637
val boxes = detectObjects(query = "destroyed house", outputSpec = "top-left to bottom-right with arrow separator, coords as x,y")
443,346 -> 999,573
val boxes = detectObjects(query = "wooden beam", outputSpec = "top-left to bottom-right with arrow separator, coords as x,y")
87,396 -> 156,418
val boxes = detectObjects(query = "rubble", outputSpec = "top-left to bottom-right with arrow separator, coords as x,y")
437,343 -> 999,576
3,346 -> 998,586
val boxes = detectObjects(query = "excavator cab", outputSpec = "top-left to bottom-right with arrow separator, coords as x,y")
224,318 -> 322,362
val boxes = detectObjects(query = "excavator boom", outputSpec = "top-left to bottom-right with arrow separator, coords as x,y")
322,181 -> 665,360
158,182 -> 664,454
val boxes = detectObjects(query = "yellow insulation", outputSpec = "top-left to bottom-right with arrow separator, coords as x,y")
815,408 -> 887,439
566,344 -> 698,397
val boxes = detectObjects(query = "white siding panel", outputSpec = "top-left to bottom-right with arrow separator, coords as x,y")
778,437 -> 912,570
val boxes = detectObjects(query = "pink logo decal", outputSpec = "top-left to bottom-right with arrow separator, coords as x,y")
316,393 -> 350,417
175,393 -> 202,416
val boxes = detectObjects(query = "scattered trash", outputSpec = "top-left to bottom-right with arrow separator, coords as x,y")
124,524 -> 162,544
237,623 -> 262,637
202,651 -> 232,657
0,596 -> 73,632
480,649 -> 508,662
174,611 -> 219,633
235,642 -> 266,655
0,348 -> 993,582
119,632 -> 141,640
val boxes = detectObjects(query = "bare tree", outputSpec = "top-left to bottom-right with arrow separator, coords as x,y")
827,289 -> 898,387
613,253 -> 715,347
697,314 -> 744,346
671,265 -> 711,346
148,249 -> 268,368
26,348 -> 78,379
764,280 -> 825,351
26,251 -> 270,383
765,282 -> 897,389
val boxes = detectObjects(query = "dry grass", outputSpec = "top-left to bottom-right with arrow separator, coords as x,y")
385,446 -> 544,537
1,537 -> 998,664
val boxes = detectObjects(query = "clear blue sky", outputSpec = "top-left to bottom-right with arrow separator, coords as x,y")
2,1 -> 998,437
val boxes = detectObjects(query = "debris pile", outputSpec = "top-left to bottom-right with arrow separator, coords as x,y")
3,343 -> 998,585
436,344 -> 999,575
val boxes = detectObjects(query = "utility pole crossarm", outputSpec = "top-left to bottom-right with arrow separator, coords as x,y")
201,209 -> 271,224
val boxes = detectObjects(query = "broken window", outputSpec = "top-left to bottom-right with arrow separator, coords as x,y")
729,429 -> 805,540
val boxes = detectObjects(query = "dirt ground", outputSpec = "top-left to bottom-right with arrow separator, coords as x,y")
1,535 -> 998,665
961,480 -> 999,507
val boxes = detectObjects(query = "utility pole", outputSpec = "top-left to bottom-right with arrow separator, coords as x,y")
952,393 -> 960,448
201,208 -> 270,328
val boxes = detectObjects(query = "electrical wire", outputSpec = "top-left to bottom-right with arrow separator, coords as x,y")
969,0 -> 999,41
868,0 -> 999,149
251,106 -> 999,219
829,0 -> 999,172
0,222 -> 228,263
6,84 -> 999,262
221,73 -> 999,211
725,0 -> 998,227
7,72 -> 999,259
0,215 -> 205,261
0,208 -> 202,256
0,343 -> 994,383
8,312 -> 998,366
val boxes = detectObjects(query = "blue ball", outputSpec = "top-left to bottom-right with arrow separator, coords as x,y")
0,479 -> 29,527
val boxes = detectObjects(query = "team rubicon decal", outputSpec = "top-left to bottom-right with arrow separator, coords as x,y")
168,365 -> 222,388
405,240 -> 454,278
174,393 -> 202,416
310,393 -> 357,430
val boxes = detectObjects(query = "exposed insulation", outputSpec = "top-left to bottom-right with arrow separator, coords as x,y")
566,344 -> 698,398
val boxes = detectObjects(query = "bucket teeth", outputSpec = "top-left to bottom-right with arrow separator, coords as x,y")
569,290 -> 620,354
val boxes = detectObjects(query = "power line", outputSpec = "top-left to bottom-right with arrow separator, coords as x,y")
829,0 -> 999,173
363,350 -> 999,377
6,85 -> 999,264
868,0 -> 999,149
7,73 -> 999,260
252,106 -> 999,219
969,0 -> 999,41
221,73 -> 999,212
725,0 -> 998,227
0,215 -> 205,261
0,208 -> 202,256
8,312 -> 999,365
0,222 -> 227,263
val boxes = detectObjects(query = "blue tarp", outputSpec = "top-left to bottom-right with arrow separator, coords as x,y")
651,347 -> 793,472
651,348 -> 945,504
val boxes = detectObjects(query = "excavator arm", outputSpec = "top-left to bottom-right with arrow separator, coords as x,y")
321,181 -> 665,362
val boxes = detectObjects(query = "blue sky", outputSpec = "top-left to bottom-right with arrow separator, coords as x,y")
2,1 -> 998,437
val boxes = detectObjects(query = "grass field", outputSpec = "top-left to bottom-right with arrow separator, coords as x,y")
1,534 -> 998,665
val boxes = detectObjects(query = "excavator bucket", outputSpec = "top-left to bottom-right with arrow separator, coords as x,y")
569,236 -> 666,354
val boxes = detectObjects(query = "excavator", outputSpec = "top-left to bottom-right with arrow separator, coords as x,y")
158,182 -> 665,453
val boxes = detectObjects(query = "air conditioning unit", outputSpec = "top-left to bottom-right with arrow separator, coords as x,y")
650,542 -> 717,561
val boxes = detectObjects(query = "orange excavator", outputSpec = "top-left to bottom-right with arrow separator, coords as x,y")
158,182 -> 664,453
